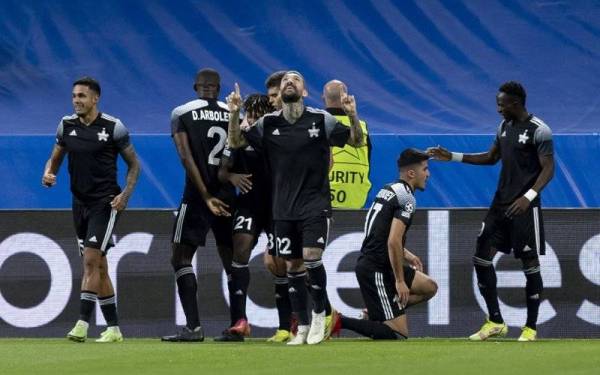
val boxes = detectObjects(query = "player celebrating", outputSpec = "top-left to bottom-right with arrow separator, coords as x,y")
331,149 -> 438,339
214,94 -> 275,341
427,81 -> 554,341
228,71 -> 363,345
162,68 -> 234,342
42,77 -> 140,343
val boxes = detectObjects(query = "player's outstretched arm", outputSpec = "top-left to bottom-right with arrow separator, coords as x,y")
227,83 -> 248,149
173,131 -> 230,216
42,144 -> 66,187
426,143 -> 500,165
111,144 -> 140,211
341,89 -> 364,147
388,218 -> 410,307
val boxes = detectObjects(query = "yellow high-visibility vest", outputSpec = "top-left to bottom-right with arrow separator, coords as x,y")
329,114 -> 371,208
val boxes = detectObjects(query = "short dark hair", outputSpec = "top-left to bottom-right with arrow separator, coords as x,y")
397,148 -> 429,170
196,68 -> 220,82
264,71 -> 286,89
243,93 -> 274,116
499,81 -> 526,106
73,76 -> 101,96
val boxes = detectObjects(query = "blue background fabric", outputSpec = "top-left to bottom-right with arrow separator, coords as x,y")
2,134 -> 598,209
1,0 -> 599,134
1,1 -> 599,208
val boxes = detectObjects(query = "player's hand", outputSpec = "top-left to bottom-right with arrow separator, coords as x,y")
205,196 -> 231,217
505,196 -> 530,218
395,280 -> 410,308
426,146 -> 452,161
340,86 -> 357,117
240,116 -> 250,131
226,83 -> 242,114
229,173 -> 253,194
110,192 -> 130,211
406,255 -> 424,273
42,172 -> 57,187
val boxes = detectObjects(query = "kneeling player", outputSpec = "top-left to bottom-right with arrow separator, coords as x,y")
332,149 -> 437,339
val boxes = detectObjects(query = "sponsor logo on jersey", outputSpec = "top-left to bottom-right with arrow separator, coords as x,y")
518,130 -> 529,144
523,245 -> 532,252
272,128 -> 280,136
308,123 -> 320,138
501,130 -> 506,137
69,129 -> 77,136
97,128 -> 109,142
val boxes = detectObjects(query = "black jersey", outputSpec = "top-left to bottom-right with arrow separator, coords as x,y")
492,115 -> 553,207
243,107 -> 350,220
360,180 -> 416,271
223,144 -> 271,209
56,113 -> 130,204
171,98 -> 234,202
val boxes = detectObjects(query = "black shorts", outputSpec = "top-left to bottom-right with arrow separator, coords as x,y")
273,216 -> 330,259
478,200 -> 545,259
72,200 -> 121,256
355,256 -> 416,322
233,205 -> 270,235
172,199 -> 233,248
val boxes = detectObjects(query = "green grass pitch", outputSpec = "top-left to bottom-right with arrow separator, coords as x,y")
1,338 -> 599,374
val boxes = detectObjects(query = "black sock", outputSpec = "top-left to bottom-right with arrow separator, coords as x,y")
524,266 -> 543,330
98,294 -> 119,326
305,259 -> 327,314
473,257 -> 503,324
230,262 -> 250,323
287,271 -> 309,325
324,291 -> 332,316
340,316 -> 406,340
79,290 -> 97,323
175,265 -> 200,330
274,276 -> 292,331
226,274 -> 235,326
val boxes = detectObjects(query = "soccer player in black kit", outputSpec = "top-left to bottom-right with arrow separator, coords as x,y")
228,71 -> 363,345
428,81 -> 554,341
162,69 -> 235,342
42,77 -> 140,343
330,149 -> 438,339
214,94 -> 275,342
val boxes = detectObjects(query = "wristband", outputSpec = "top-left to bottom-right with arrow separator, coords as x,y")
524,189 -> 538,202
451,152 -> 463,162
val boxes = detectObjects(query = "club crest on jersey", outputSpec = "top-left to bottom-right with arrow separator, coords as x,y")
308,123 -> 320,138
518,130 -> 529,144
97,128 -> 109,142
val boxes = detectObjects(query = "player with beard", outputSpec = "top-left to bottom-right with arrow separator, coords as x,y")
227,71 -> 363,345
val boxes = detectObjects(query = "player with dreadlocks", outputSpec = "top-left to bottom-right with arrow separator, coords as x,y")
214,93 -> 277,341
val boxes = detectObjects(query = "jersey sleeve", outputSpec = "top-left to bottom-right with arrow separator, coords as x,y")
390,185 -> 416,225
170,108 -> 186,135
113,119 -> 131,150
493,121 -> 505,147
243,116 -> 265,149
533,124 -> 553,156
324,112 -> 350,147
55,120 -> 65,146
